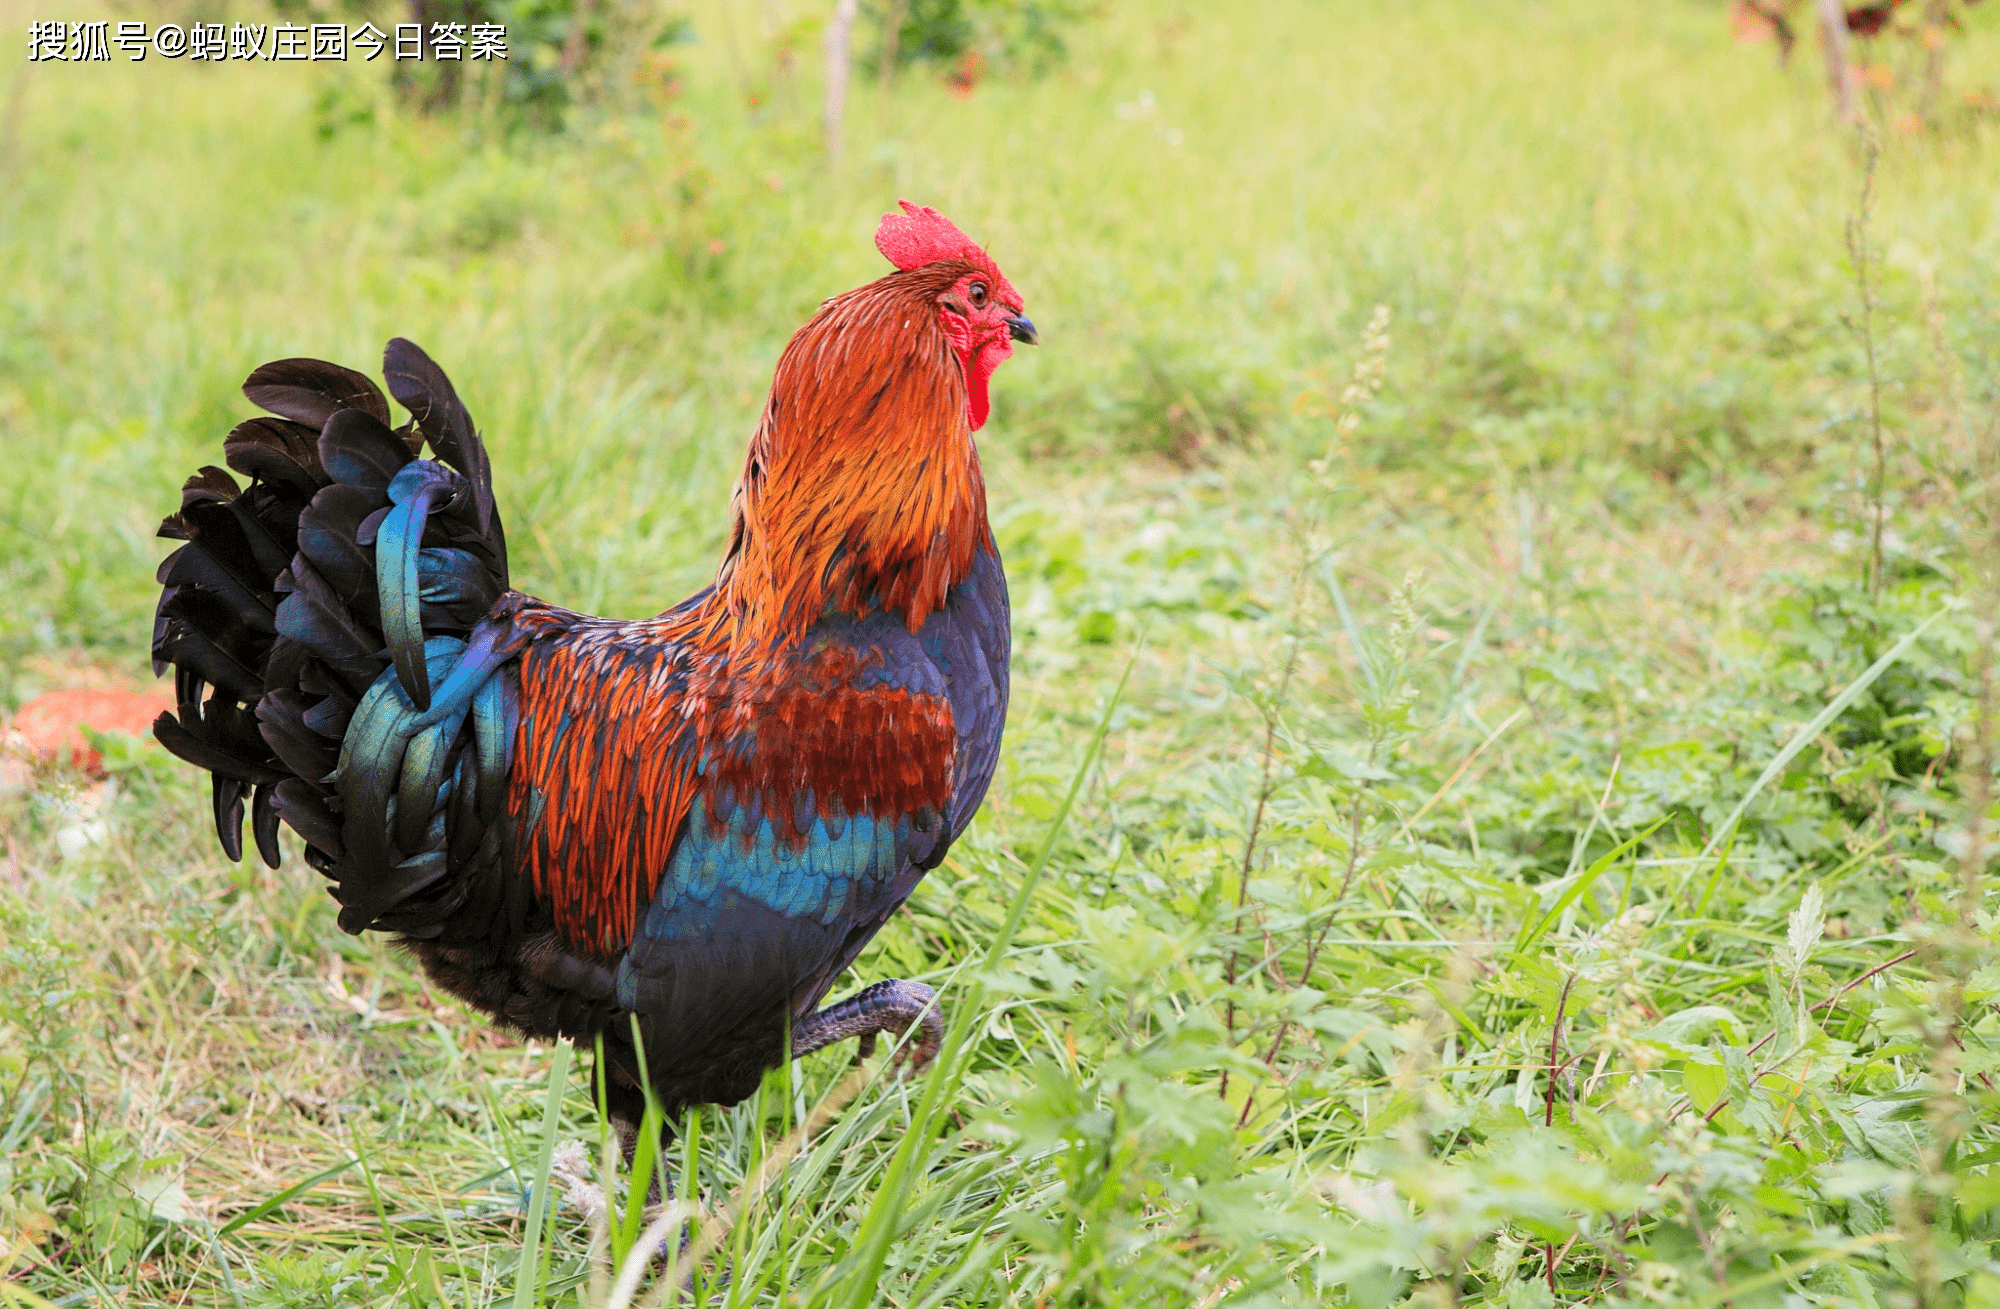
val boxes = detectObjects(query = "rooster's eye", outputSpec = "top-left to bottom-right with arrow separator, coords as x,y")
968,282 -> 988,309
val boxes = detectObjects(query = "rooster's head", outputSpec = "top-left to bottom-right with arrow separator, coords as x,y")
874,200 -> 1035,431
719,202 -> 1030,639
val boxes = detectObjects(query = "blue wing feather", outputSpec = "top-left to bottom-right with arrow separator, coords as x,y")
927,545 -> 1011,837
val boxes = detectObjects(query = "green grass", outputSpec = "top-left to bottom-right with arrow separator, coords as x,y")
6,0 -> 2000,1303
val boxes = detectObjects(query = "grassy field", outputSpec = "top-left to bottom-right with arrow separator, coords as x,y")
7,0 -> 2000,1303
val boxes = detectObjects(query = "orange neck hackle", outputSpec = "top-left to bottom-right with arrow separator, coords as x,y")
713,263 -> 994,650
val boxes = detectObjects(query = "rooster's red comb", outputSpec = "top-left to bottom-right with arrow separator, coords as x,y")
874,200 -> 1016,301
874,201 -> 979,270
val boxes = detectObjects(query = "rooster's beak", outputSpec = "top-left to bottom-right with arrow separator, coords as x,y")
1005,315 -> 1038,346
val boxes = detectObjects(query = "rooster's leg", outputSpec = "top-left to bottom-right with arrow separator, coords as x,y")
791,980 -> 945,1069
600,1065 -> 677,1210
610,1113 -> 678,1211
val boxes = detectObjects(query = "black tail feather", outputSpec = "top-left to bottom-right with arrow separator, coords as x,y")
273,558 -> 387,693
298,485 -> 386,605
222,495 -> 300,580
244,357 -> 393,429
153,599 -> 267,702
179,466 -> 241,508
213,778 -> 247,863
384,338 -> 501,550
225,416 -> 329,493
257,689 -> 339,783
153,343 -> 512,889
319,408 -> 414,493
152,711 -> 285,785
159,538 -> 279,629
273,778 -> 344,860
252,784 -> 282,868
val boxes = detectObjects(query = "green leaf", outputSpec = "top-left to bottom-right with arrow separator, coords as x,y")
1300,748 -> 1396,782
1639,1005 -> 1745,1050
1682,1060 -> 1727,1113
133,1172 -> 194,1225
1695,603 -> 1953,862
1344,1261 -> 1408,1309
1513,817 -> 1667,956
218,1157 -> 360,1237
510,1042 -> 572,1309
1956,1171 -> 2000,1217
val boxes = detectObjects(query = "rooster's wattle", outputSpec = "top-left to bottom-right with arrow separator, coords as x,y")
149,202 -> 1033,1140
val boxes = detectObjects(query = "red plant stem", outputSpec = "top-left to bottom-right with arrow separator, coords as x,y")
1649,948 -> 1926,1187
1547,974 -> 1577,1128
1744,948 -> 1918,1058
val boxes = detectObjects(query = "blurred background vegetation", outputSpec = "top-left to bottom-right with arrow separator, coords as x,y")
6,0 -> 2000,1305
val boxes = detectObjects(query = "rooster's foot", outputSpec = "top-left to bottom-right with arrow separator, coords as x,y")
792,979 -> 944,1071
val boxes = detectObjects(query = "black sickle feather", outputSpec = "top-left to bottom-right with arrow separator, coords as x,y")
159,546 -> 279,629
157,583 -> 271,657
170,502 -> 284,608
298,484 -> 386,605
264,637 -> 311,703
383,338 -> 495,536
242,484 -> 308,559
320,408 -> 413,494
214,777 -> 247,863
419,548 -> 502,627
301,685 -> 356,736
154,611 -> 266,704
272,778 -> 344,860
151,609 -> 173,677
174,665 -> 207,723
274,558 -> 387,689
182,466 -> 241,508
252,783 -> 282,868
258,690 -> 340,784
153,711 -> 286,785
225,416 -> 331,494
205,696 -> 282,765
224,495 -> 299,582
244,358 -> 393,428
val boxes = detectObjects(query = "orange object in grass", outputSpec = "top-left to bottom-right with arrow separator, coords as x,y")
9,688 -> 175,778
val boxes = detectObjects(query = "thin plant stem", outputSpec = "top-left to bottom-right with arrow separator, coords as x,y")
1844,125 -> 1888,597
1218,620 -> 1304,1104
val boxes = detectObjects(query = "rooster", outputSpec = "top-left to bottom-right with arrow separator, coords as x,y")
150,202 -> 1034,1144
